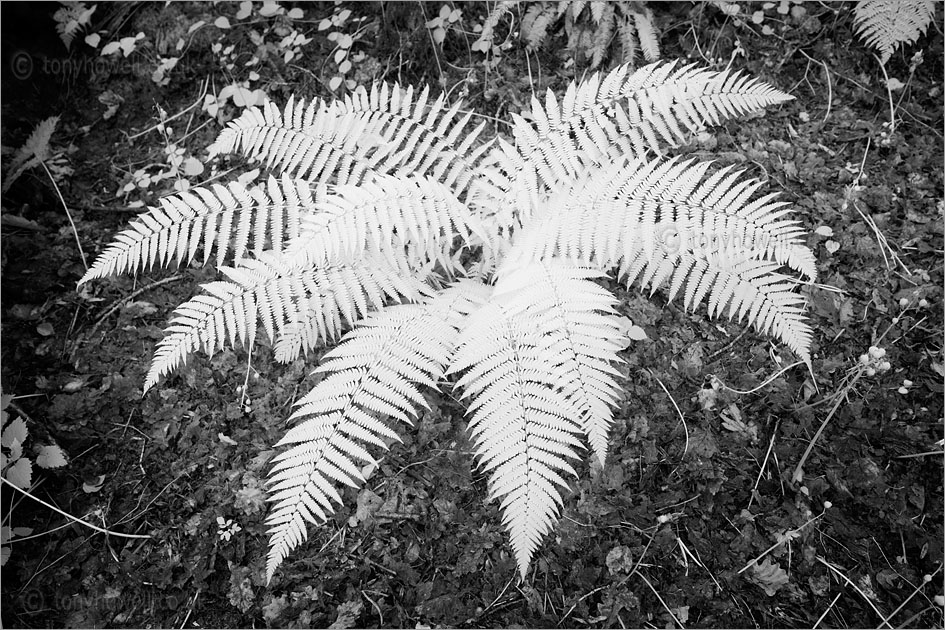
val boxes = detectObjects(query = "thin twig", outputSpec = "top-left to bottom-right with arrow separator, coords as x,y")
877,566 -> 941,628
895,450 -> 945,459
815,555 -> 892,628
813,592 -> 842,628
178,588 -> 201,630
712,360 -> 806,395
738,506 -> 829,574
820,57 -> 832,124
874,54 -> 897,135
649,371 -> 689,458
40,161 -> 87,269
791,368 -> 862,483
793,316 -> 899,481
748,422 -> 779,510
124,78 -> 209,141
637,571 -> 684,628
0,477 -> 151,539
74,274 -> 185,360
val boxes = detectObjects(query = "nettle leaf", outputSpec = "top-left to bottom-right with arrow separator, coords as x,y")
80,61 -> 814,584
4,458 -> 32,490
1,416 -> 28,448
36,444 -> 69,469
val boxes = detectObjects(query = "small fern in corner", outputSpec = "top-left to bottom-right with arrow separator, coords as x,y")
519,0 -> 660,68
79,60 -> 816,583
853,0 -> 935,64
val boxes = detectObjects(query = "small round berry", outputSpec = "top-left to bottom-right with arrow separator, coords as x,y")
899,297 -> 909,308
866,367 -> 876,376
919,298 -> 928,308
879,361 -> 891,372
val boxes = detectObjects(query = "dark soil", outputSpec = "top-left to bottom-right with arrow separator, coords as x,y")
2,2 -> 943,628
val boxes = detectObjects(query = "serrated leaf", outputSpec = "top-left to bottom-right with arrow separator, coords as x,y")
1,417 -> 27,448
36,444 -> 68,469
4,458 -> 32,489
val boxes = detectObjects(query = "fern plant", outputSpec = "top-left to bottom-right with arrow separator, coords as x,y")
79,60 -> 816,583
853,0 -> 935,64
519,0 -> 660,68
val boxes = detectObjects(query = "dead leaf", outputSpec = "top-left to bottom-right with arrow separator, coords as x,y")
748,558 -> 790,596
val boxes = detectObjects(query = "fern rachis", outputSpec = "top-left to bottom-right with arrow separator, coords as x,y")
79,61 -> 815,583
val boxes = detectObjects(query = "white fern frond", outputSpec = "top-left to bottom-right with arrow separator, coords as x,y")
449,297 -> 589,579
491,261 -> 627,465
506,156 -> 815,277
630,3 -> 660,62
502,156 -> 815,362
210,84 -> 488,195
521,2 -> 561,50
586,2 -> 615,68
265,291 -> 472,582
282,175 -> 487,273
854,0 -> 935,64
620,251 -> 812,361
53,2 -> 95,50
518,60 -> 794,186
144,253 -> 428,390
617,14 -> 639,66
3,116 -> 60,194
79,175 -> 319,285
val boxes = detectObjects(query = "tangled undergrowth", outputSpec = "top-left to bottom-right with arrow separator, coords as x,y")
1,2 -> 942,628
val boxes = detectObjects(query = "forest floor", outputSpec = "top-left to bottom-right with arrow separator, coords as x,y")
1,2 -> 943,628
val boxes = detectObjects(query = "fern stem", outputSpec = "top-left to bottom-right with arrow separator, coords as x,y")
0,477 -> 152,540
40,160 -> 87,270
874,54 -> 897,135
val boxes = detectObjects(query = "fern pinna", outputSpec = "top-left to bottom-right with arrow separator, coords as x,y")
79,61 -> 815,583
